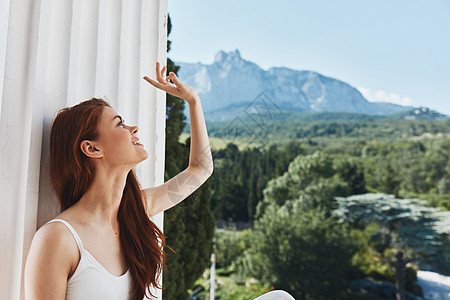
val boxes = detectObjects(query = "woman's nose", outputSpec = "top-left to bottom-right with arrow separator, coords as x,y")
128,125 -> 138,135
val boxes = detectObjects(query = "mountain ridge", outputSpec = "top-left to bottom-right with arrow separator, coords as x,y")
175,50 -> 442,122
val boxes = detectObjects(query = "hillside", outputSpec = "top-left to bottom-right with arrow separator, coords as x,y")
177,50 -> 413,122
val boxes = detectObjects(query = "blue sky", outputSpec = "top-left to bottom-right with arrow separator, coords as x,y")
167,0 -> 450,115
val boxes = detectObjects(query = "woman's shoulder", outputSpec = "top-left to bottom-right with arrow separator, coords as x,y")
26,219 -> 80,284
25,219 -> 80,298
33,218 -> 80,258
32,217 -> 81,266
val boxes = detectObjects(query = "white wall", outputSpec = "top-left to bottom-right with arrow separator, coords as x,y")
0,0 -> 167,299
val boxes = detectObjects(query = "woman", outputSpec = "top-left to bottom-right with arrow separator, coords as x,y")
24,63 -> 294,300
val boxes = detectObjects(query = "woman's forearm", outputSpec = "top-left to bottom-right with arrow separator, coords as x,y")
186,95 -> 213,176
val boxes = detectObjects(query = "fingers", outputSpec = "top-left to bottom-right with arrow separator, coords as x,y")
155,62 -> 160,79
143,76 -> 167,91
160,66 -> 166,81
155,62 -> 166,84
168,72 -> 182,87
144,63 -> 183,94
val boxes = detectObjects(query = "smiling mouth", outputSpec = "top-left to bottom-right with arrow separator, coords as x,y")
132,141 -> 143,146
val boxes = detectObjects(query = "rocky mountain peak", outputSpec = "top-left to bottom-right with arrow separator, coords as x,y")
214,49 -> 242,64
177,50 -> 413,122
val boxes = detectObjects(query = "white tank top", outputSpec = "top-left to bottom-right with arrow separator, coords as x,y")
47,219 -> 133,300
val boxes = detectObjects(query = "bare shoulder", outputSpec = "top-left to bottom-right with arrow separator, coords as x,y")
29,220 -> 80,269
34,220 -> 79,251
25,220 -> 79,300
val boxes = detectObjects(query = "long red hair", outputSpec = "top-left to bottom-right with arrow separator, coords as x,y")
50,98 -> 165,300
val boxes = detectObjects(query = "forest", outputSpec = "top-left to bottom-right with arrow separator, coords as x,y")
182,117 -> 450,300
205,119 -> 450,222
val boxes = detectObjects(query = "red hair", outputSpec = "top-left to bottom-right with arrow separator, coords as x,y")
50,98 -> 165,299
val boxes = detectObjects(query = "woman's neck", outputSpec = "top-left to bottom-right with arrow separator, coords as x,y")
75,167 -> 129,229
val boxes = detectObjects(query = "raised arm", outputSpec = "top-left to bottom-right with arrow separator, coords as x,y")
142,62 -> 213,217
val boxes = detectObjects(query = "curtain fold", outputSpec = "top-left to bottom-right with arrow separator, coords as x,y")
0,0 -> 168,299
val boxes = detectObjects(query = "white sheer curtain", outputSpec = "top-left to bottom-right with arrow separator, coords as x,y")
0,0 -> 168,299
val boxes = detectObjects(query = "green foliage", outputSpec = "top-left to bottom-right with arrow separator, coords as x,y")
257,151 -> 344,217
208,135 -> 450,297
208,133 -> 450,294
333,157 -> 367,195
419,193 -> 450,210
189,266 -> 275,300
405,267 -> 423,297
183,105 -> 450,300
215,229 -> 248,269
216,282 -> 275,300
388,107 -> 449,121
211,141 -> 305,222
209,135 -> 449,223
335,193 -> 450,283
231,147 -> 362,298
362,139 -> 450,199
163,140 -> 215,300
350,224 -> 392,279
203,116 -> 450,143
349,224 -> 423,296
438,177 -> 450,195
237,202 -> 358,300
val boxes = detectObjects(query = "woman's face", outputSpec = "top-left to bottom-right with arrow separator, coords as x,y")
93,106 -> 148,169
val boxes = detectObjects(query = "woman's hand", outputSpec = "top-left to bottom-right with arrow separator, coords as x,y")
144,62 -> 199,104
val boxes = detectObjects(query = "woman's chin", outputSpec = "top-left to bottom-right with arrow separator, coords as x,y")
140,151 -> 149,161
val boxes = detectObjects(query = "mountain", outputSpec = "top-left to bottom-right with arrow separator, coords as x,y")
387,107 -> 450,121
176,50 -> 413,122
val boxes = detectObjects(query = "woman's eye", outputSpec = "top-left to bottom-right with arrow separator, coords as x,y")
117,120 -> 124,126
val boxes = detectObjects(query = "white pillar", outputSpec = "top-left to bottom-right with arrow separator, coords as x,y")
210,253 -> 216,300
0,0 -> 168,299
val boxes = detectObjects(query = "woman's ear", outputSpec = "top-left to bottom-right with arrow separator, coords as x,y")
80,140 -> 103,158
